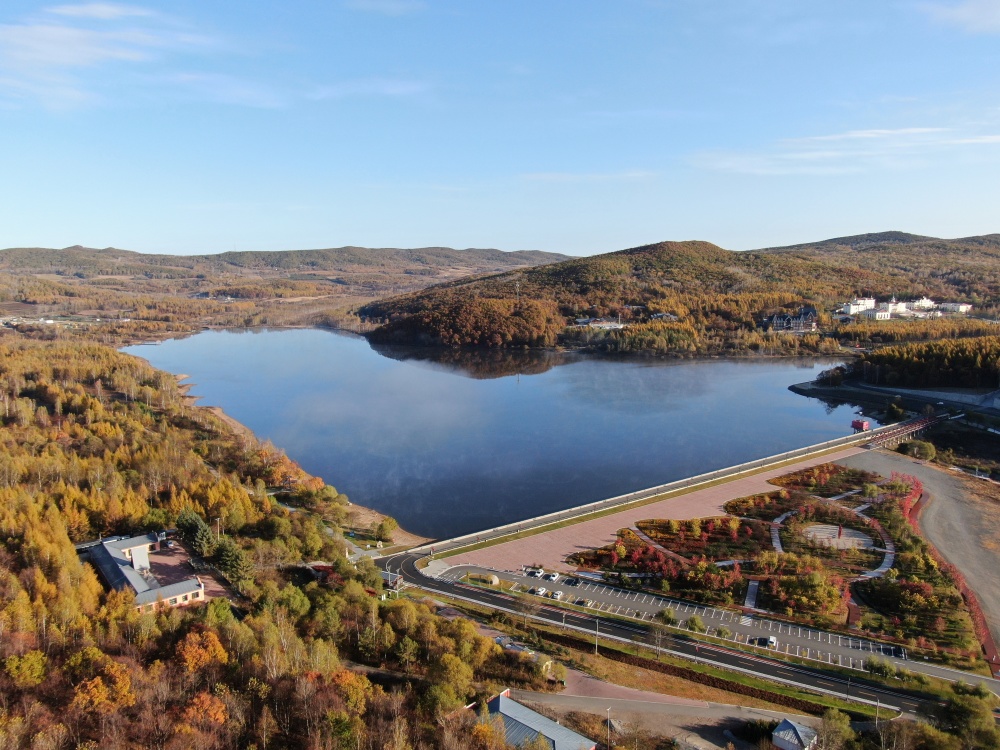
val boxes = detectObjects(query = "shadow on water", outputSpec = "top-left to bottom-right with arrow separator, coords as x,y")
367,342 -> 576,379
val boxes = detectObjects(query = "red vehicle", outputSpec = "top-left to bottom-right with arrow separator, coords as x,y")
851,419 -> 870,432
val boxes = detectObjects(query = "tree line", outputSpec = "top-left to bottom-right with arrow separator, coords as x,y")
0,337 -> 560,749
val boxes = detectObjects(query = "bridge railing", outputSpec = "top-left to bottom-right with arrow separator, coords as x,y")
410,416 -> 933,557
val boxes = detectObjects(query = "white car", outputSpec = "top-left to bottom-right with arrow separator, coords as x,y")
544,572 -> 560,582
551,591 -> 564,601
534,587 -> 547,597
527,569 -> 543,578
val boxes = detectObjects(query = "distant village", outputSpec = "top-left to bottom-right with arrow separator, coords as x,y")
572,295 -> 976,335
757,296 -> 973,333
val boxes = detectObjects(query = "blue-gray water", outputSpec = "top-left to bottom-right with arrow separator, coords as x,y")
125,329 -> 863,539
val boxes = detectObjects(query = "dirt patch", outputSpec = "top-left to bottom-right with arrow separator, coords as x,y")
346,504 -> 429,548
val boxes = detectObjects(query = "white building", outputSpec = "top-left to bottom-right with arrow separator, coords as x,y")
840,297 -> 877,315
879,297 -> 908,314
908,297 -> 935,310
939,302 -> 972,313
861,308 -> 890,321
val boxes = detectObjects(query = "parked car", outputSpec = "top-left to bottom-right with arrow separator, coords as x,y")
564,577 -> 579,586
551,591 -> 564,601
527,568 -> 543,578
544,572 -> 560,582
534,587 -> 547,597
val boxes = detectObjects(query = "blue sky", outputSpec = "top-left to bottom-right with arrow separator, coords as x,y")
2,1 -> 1000,256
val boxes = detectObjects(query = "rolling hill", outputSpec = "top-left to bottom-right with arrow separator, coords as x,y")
0,245 -> 569,295
358,233 -> 1000,353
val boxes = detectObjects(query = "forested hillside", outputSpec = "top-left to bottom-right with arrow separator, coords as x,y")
0,337 -> 558,749
360,233 -> 1000,354
856,335 -> 1000,389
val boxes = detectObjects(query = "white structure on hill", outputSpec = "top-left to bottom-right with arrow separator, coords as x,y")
939,302 -> 973,313
860,308 -> 890,321
840,297 -> 877,315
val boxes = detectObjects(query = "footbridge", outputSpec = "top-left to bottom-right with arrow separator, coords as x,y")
411,414 -> 948,557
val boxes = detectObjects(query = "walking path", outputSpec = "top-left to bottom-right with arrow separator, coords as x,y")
770,511 -> 795,554
743,580 -> 760,610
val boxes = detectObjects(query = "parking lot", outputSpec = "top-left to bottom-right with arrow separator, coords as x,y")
446,564 -> 905,671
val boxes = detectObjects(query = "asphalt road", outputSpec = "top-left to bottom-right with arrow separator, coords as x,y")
381,553 -> 929,715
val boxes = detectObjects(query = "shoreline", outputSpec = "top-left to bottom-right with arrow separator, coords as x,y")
162,370 -> 431,548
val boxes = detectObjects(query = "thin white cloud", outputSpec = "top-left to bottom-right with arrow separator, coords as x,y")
308,77 -> 428,100
343,0 -> 425,16
694,124 -> 1000,176
47,3 -> 154,20
0,24 -> 160,68
923,0 -> 1000,33
795,127 -> 949,142
167,73 -> 286,109
522,170 -> 657,183
0,6 -> 212,108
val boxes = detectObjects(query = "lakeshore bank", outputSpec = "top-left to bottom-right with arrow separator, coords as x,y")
163,368 -> 430,548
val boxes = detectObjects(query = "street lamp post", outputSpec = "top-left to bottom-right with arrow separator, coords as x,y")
606,707 -> 611,750
595,619 -> 599,654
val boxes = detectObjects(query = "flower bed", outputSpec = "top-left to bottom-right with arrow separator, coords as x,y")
768,463 -> 880,497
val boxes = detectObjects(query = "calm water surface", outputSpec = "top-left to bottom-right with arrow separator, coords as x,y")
125,329 -> 862,538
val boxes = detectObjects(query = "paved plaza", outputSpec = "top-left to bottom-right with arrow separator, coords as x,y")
802,523 -> 876,550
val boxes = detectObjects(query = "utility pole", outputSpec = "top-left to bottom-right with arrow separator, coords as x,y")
606,707 -> 611,750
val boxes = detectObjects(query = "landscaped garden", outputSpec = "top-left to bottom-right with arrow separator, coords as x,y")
565,463 -> 985,662
855,474 -> 981,661
637,516 -> 772,560
768,462 -> 881,497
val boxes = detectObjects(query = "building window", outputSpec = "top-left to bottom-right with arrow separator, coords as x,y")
169,598 -> 177,605
182,595 -> 188,602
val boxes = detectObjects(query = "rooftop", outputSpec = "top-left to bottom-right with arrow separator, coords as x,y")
82,533 -> 203,606
486,692 -> 594,750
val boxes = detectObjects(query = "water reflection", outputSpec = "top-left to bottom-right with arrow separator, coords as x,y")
368,342 -> 569,379
126,329 -> 860,538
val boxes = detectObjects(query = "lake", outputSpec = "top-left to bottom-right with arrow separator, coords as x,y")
125,329 -> 864,539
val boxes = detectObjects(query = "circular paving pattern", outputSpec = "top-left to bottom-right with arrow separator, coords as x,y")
801,523 -> 875,550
